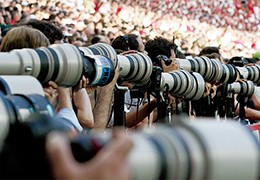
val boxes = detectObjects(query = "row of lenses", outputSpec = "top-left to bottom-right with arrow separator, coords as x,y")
0,43 -> 258,99
177,56 -> 238,84
177,55 -> 260,86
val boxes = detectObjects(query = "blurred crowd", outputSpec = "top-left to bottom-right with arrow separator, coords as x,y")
0,0 -> 259,59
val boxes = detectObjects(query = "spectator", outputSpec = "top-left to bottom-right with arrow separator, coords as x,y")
0,0 -> 259,59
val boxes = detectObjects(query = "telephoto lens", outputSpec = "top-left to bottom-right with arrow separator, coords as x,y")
0,115 -> 259,180
227,80 -> 255,97
117,53 -> 153,84
177,56 -> 238,84
0,75 -> 45,96
0,76 -> 55,154
236,65 -> 260,84
79,43 -> 118,67
127,118 -> 259,180
80,43 -> 153,85
0,43 -> 115,86
160,70 -> 205,100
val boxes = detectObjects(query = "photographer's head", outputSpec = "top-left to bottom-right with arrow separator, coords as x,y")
90,35 -> 110,44
112,34 -> 145,53
21,19 -> 64,44
228,56 -> 249,67
199,46 -> 225,63
145,36 -> 178,72
145,36 -> 174,59
0,26 -> 50,52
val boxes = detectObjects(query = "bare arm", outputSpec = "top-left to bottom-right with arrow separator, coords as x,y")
57,87 -> 73,109
244,108 -> 260,121
91,86 -> 114,131
73,77 -> 94,129
73,88 -> 94,129
235,105 -> 260,122
234,94 -> 260,122
250,87 -> 260,110
91,66 -> 119,132
126,99 -> 157,128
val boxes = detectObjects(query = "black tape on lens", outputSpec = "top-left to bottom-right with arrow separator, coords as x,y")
48,48 -> 60,81
35,49 -> 49,83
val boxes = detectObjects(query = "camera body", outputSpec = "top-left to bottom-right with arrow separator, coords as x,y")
151,54 -> 172,67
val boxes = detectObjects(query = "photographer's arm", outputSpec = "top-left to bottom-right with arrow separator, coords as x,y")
161,59 -> 179,72
126,99 -> 157,128
57,87 -> 73,109
250,88 -> 260,110
43,81 -> 58,109
73,88 -> 94,129
56,87 -> 83,132
236,106 -> 260,122
91,66 -> 119,132
46,129 -> 133,180
234,94 -> 260,122
91,86 -> 114,131
73,77 -> 94,129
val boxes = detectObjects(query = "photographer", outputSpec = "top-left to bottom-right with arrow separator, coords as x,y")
190,46 -> 225,118
108,34 -> 158,129
0,25 -> 134,180
19,19 -> 95,130
145,36 -> 180,73
0,25 -> 92,132
229,56 -> 260,123
111,34 -> 145,53
145,36 -> 183,117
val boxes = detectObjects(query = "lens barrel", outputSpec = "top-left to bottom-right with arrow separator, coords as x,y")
177,56 -> 238,84
0,44 -> 115,86
160,70 -> 205,100
227,80 -> 255,96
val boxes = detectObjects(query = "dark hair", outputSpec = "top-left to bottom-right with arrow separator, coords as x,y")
91,36 -> 102,44
145,36 -> 174,60
22,19 -> 63,44
111,34 -> 139,51
90,35 -> 108,44
228,56 -> 254,67
199,46 -> 220,56
174,47 -> 186,59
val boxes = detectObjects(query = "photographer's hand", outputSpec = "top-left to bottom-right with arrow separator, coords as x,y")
120,50 -> 138,56
46,129 -> 133,180
161,59 -> 179,72
43,81 -> 58,107
73,77 -> 94,129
